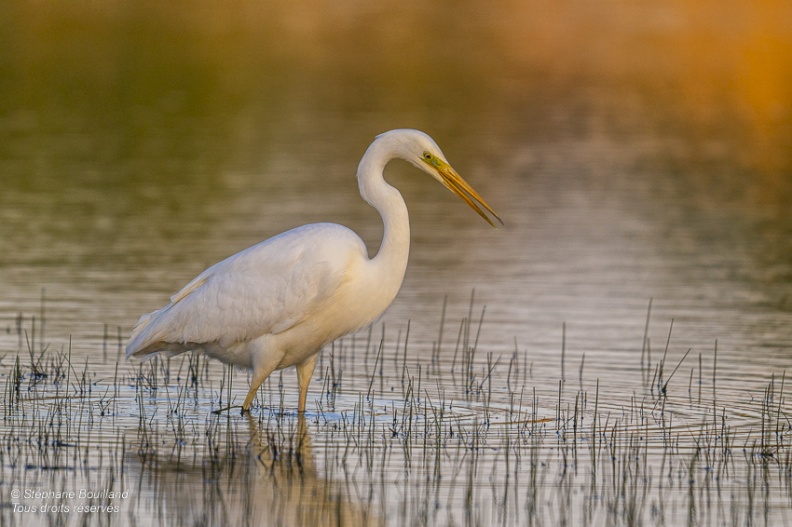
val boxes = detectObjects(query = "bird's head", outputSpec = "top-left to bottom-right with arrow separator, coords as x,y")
380,129 -> 503,227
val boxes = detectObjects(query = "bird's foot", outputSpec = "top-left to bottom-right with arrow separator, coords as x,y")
212,405 -> 245,415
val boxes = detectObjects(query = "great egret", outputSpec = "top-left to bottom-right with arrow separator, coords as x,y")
126,129 -> 501,413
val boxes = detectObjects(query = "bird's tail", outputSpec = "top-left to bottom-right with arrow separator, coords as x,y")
125,310 -> 161,359
126,304 -> 197,360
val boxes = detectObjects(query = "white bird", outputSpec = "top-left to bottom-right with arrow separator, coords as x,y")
126,129 -> 501,414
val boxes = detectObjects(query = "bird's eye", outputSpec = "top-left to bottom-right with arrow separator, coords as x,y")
423,152 -> 433,160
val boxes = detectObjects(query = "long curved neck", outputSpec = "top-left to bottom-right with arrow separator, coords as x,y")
357,137 -> 410,281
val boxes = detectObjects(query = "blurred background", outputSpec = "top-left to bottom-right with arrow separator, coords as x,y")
0,0 -> 790,384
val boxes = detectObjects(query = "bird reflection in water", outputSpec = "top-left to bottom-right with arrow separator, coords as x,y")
128,414 -> 378,526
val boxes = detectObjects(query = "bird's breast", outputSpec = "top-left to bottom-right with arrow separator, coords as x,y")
272,258 -> 402,369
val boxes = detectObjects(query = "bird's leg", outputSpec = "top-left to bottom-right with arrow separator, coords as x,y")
242,375 -> 268,414
296,353 -> 319,413
242,354 -> 281,414
241,382 -> 262,414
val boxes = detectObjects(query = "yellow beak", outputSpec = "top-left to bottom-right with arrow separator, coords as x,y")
430,160 -> 503,227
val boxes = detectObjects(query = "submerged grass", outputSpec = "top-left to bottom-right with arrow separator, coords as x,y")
0,298 -> 791,526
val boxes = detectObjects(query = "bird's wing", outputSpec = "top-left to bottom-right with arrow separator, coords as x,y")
126,224 -> 367,357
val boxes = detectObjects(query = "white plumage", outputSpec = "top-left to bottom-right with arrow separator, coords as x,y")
126,129 -> 501,413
